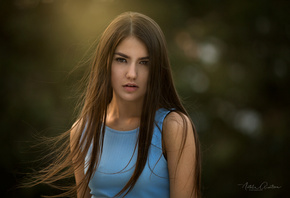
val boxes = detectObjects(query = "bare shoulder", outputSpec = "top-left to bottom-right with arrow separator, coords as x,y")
163,111 -> 191,128
163,111 -> 195,150
163,111 -> 193,136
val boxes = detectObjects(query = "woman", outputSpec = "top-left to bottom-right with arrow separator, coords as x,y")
29,12 -> 201,198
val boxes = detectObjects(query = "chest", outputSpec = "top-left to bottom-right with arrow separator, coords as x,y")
85,128 -> 170,197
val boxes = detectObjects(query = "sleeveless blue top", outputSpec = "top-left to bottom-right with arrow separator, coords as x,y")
85,108 -> 172,198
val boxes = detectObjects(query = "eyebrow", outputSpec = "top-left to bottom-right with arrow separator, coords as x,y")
114,52 -> 149,60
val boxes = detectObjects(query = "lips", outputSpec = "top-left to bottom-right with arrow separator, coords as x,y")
123,83 -> 139,88
123,83 -> 139,92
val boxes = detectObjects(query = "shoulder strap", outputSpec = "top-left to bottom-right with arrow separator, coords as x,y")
151,108 -> 174,148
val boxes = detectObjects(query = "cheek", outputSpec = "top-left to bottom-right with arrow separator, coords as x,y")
141,69 -> 149,90
111,65 -> 121,82
143,69 -> 149,83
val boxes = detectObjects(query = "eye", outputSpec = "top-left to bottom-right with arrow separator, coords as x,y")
139,60 -> 149,65
116,58 -> 127,63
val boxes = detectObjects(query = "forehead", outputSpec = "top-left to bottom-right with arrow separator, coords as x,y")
115,36 -> 148,56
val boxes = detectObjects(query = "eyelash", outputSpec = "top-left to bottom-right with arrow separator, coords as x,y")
115,58 -> 149,65
116,58 -> 127,63
140,61 -> 149,65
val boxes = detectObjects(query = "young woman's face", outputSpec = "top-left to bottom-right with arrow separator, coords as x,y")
111,36 -> 149,103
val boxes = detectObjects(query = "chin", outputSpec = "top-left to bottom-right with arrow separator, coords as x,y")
120,94 -> 145,103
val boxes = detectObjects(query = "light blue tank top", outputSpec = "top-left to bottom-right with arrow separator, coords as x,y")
85,108 -> 172,198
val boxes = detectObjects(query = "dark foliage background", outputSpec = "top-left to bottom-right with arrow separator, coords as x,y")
1,0 -> 289,197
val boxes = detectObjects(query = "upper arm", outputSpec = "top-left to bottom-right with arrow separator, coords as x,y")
70,120 -> 91,198
163,112 -> 197,198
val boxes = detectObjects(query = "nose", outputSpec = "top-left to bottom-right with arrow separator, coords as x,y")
126,63 -> 137,80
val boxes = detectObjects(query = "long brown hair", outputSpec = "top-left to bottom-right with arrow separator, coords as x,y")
25,12 -> 201,198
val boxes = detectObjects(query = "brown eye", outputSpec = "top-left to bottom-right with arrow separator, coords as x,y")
140,60 -> 149,65
116,58 -> 127,63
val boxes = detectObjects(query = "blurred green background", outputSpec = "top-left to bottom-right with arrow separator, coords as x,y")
1,0 -> 289,197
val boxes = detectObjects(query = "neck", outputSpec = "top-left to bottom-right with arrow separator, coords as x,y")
106,94 -> 144,130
